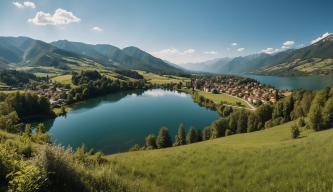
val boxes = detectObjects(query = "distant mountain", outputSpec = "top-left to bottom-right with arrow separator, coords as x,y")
181,58 -> 232,73
51,40 -> 184,74
259,34 -> 333,75
0,36 -> 89,69
188,34 -> 333,76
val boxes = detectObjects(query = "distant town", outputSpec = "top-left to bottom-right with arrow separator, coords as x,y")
191,76 -> 281,105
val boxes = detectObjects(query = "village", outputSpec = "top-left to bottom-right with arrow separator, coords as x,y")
192,76 -> 280,105
29,84 -> 71,107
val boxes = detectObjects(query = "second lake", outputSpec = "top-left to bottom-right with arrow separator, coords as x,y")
42,89 -> 219,154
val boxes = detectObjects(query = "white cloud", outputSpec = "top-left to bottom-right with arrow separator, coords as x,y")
152,48 -> 178,56
183,49 -> 195,54
150,48 -> 219,64
281,40 -> 295,49
92,26 -> 103,32
28,8 -> 80,26
13,1 -> 36,8
237,48 -> 245,52
261,48 -> 279,54
231,42 -> 238,46
311,32 -> 332,44
204,51 -> 218,55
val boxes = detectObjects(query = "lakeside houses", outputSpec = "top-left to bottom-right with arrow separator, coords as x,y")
194,77 -> 280,105
30,85 -> 70,107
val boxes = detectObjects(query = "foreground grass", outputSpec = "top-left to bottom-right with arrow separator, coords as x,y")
197,90 -> 250,108
107,121 -> 333,192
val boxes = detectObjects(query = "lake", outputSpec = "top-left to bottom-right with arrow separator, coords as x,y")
244,74 -> 333,90
42,89 -> 219,154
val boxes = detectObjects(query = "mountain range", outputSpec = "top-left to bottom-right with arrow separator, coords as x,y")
0,35 -> 333,76
183,34 -> 333,76
0,36 -> 184,75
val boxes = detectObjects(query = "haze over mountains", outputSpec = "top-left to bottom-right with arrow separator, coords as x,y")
183,34 -> 333,76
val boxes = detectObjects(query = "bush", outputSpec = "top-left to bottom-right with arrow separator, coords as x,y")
38,145 -> 90,192
291,125 -> 300,139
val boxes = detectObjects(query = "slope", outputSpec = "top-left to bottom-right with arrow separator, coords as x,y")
51,40 -> 185,74
0,36 -> 113,71
107,121 -> 333,192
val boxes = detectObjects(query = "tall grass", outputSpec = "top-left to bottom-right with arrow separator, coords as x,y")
107,122 -> 333,192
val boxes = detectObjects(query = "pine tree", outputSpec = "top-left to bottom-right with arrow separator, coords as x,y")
156,127 -> 172,148
202,127 -> 211,141
186,127 -> 197,144
174,123 -> 186,146
308,105 -> 322,131
145,134 -> 157,149
322,99 -> 333,129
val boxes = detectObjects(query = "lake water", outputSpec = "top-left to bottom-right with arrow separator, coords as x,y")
244,75 -> 333,90
43,89 -> 219,154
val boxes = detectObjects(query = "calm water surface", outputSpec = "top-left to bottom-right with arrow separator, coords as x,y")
244,75 -> 333,90
43,89 -> 219,154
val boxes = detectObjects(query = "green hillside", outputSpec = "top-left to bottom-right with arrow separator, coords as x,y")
107,121 -> 333,192
51,40 -> 185,74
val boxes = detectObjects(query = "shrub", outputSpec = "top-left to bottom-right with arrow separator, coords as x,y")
291,125 -> 300,139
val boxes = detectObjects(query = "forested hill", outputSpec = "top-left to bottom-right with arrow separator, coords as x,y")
51,40 -> 185,74
0,36 -> 185,75
184,34 -> 333,76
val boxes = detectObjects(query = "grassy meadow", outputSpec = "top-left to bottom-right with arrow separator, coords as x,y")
137,70 -> 190,85
197,90 -> 250,108
107,121 -> 333,192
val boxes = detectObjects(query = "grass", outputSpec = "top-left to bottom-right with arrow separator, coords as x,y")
106,122 -> 333,191
196,90 -> 250,107
0,90 -> 26,94
0,82 -> 8,88
137,70 -> 190,85
51,74 -> 73,84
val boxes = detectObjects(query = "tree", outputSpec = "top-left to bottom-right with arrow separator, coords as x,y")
202,127 -> 211,141
24,124 -> 32,138
228,113 -> 238,133
196,129 -> 202,142
174,123 -> 186,146
36,123 -> 46,134
297,117 -> 306,128
145,134 -> 157,149
186,127 -> 197,144
282,96 -> 294,121
156,127 -> 172,148
291,125 -> 300,139
210,118 -> 228,139
322,99 -> 333,129
236,110 -> 248,133
308,105 -> 322,131
247,113 -> 259,132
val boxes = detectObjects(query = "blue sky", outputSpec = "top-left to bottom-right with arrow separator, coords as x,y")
0,0 -> 333,64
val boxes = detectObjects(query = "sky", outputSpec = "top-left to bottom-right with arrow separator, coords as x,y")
0,0 -> 333,64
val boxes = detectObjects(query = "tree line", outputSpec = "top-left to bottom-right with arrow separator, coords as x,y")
0,92 -> 54,133
0,70 -> 40,87
68,71 -> 145,103
130,123 -> 203,151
